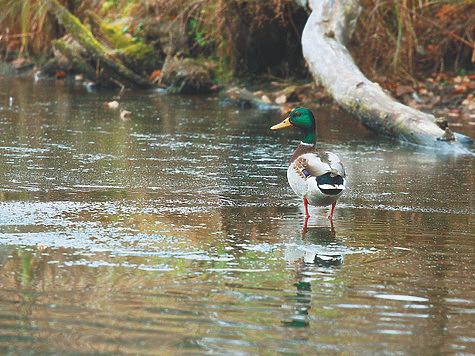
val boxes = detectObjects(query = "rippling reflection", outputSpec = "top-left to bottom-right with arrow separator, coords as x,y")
0,76 -> 473,354
283,224 -> 343,328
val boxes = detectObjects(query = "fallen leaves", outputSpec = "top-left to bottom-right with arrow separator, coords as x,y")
384,74 -> 475,125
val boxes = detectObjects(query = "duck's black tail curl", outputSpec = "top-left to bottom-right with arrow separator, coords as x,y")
316,173 -> 345,195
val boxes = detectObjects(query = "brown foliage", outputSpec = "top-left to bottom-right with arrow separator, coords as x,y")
1,0 -> 473,82
350,0 -> 475,82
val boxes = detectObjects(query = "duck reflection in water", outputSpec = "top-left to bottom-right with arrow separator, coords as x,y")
286,224 -> 343,268
282,224 -> 344,328
302,214 -> 335,236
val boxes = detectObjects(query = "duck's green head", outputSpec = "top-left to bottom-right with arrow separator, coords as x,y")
271,108 -> 316,144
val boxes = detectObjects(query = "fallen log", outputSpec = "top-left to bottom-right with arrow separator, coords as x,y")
52,39 -> 107,84
47,0 -> 151,88
301,0 -> 472,151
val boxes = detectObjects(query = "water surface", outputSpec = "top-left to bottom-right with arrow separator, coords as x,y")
0,76 -> 473,355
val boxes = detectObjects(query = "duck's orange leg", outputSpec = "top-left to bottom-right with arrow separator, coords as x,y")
327,201 -> 337,219
302,215 -> 309,234
303,198 -> 310,217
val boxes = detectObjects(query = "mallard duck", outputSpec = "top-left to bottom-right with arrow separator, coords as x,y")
271,108 -> 346,219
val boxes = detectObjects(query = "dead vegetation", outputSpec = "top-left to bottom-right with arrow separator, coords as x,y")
350,0 -> 474,81
0,0 -> 473,122
1,0 -> 472,80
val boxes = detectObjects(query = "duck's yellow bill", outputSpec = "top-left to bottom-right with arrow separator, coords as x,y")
270,117 -> 292,130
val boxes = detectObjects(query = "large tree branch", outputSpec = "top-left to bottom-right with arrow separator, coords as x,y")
302,0 -> 472,151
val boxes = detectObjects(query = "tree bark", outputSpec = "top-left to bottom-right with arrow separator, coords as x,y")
302,0 -> 472,151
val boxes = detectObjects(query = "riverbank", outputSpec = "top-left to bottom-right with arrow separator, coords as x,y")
2,56 -> 474,137
1,0 -> 473,135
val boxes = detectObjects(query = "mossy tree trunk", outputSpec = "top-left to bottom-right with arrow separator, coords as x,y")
52,39 -> 108,83
301,0 -> 471,151
47,0 -> 151,88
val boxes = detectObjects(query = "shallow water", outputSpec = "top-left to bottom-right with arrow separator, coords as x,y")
0,76 -> 473,355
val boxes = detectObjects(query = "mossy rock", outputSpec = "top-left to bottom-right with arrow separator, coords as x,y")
160,57 -> 212,94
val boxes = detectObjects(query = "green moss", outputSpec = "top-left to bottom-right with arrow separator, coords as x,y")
119,42 -> 153,59
99,0 -> 138,18
100,23 -> 133,48
59,12 -> 106,54
99,22 -> 153,57
100,0 -> 120,14
98,21 -> 159,71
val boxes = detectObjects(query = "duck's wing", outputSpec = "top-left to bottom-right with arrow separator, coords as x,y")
294,152 -> 345,179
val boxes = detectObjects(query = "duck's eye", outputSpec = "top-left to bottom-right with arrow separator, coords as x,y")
293,112 -> 301,117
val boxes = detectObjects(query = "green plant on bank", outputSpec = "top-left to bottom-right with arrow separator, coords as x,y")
179,0 -> 306,80
189,19 -> 210,48
185,2 -> 234,81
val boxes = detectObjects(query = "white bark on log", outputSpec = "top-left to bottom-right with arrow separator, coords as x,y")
302,0 -> 472,152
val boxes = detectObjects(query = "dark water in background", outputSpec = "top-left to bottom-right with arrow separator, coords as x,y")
0,76 -> 473,355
